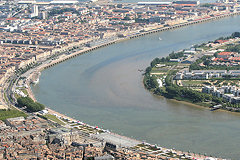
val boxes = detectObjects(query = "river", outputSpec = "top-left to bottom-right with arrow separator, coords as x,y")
32,16 -> 240,159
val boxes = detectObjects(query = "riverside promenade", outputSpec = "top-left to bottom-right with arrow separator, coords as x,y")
9,11 -> 239,160
38,11 -> 240,71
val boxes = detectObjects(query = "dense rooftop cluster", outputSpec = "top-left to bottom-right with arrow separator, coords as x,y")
0,0 -> 237,159
0,0 -> 238,91
0,115 -> 221,160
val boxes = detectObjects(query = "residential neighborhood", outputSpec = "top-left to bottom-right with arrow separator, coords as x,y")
0,0 -> 239,159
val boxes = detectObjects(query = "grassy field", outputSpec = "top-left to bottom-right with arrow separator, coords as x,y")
43,114 -> 65,125
14,87 -> 29,99
160,62 -> 179,66
181,80 -> 207,86
0,109 -> 27,121
21,89 -> 28,95
151,67 -> 169,73
3,92 -> 8,104
14,93 -> 20,99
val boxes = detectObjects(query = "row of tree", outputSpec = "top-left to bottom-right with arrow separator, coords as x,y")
158,51 -> 185,63
215,32 -> 240,41
144,59 -> 158,89
231,32 -> 240,38
148,52 -> 185,69
152,75 -> 223,104
226,44 -> 240,53
226,103 -> 240,108
17,97 -> 45,112
144,75 -> 158,90
189,55 -> 212,70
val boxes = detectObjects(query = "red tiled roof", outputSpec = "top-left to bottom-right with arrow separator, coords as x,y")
174,4 -> 196,6
215,40 -> 228,43
230,57 -> 240,61
213,58 -> 224,61
218,52 -> 233,55
6,17 -> 18,21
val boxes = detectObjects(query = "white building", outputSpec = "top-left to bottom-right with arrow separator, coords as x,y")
31,5 -> 38,17
202,85 -> 240,103
202,86 -> 217,94
157,79 -> 163,87
169,59 -> 181,62
49,0 -> 78,5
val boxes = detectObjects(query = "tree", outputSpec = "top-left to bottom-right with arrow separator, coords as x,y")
145,67 -> 152,74
159,57 -> 164,62
212,97 -> 222,104
165,86 -> 180,98
148,76 -> 158,89
226,44 -> 240,52
231,32 -> 240,38
203,60 -> 210,66
17,97 -> 45,112
150,58 -> 160,67
144,75 -> 159,90
190,62 -> 202,70
154,88 -> 164,95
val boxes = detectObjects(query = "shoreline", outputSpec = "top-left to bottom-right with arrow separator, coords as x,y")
143,35 -> 240,115
27,9 -> 240,121
40,11 -> 240,71
156,93 -> 240,116
12,11 -> 240,160
145,76 -> 240,117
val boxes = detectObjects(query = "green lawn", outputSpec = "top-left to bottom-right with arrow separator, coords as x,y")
3,92 -> 8,103
14,93 -> 20,99
160,62 -> 179,66
43,114 -> 65,125
0,109 -> 27,121
14,88 -> 28,98
181,80 -> 207,86
21,89 -> 28,96
151,67 -> 169,72
151,70 -> 168,73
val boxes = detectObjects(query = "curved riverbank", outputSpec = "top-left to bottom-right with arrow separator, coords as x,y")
31,15 -> 240,159
25,11 -> 240,99
143,33 -> 240,114
26,11 -> 240,116
152,91 -> 240,116
39,11 -> 240,70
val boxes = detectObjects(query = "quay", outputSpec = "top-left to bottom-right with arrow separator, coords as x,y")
1,0 -> 239,159
41,11 -> 240,70
128,11 -> 240,39
21,11 -> 239,159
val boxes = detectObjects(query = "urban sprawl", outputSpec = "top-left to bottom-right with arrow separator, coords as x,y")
0,0 -> 238,159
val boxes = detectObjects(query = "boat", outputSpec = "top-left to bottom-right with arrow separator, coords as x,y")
210,104 -> 221,111
159,37 -> 162,41
210,108 -> 219,111
32,78 -> 39,84
31,72 -> 41,85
